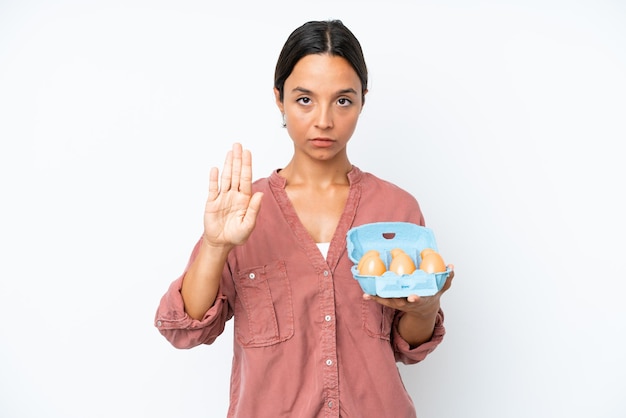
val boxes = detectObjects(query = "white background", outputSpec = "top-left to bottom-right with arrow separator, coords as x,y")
1,1 -> 625,417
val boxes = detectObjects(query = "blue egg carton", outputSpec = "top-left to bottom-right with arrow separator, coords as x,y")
346,222 -> 450,297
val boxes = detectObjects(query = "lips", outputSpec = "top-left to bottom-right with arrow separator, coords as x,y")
310,137 -> 335,147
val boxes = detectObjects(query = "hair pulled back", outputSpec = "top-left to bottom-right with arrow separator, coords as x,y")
274,20 -> 368,102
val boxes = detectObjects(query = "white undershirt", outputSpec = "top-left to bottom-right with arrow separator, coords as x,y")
316,242 -> 330,260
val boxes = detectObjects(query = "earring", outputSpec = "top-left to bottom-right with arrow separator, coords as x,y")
281,114 -> 287,128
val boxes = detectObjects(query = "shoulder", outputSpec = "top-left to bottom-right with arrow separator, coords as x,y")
251,173 -> 273,192
354,168 -> 425,225
359,170 -> 417,201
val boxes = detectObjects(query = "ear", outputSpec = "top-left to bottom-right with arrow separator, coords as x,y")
274,87 -> 284,113
360,89 -> 368,111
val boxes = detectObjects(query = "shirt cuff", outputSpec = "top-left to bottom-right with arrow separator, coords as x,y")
154,276 -> 229,348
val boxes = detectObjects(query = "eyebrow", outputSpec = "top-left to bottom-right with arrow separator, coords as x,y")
291,86 -> 358,95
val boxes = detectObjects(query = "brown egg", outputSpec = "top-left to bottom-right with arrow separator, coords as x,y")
419,251 -> 446,273
358,251 -> 387,276
389,248 -> 416,275
358,250 -> 380,271
420,248 -> 436,259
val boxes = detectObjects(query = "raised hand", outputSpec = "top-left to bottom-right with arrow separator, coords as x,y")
203,143 -> 263,248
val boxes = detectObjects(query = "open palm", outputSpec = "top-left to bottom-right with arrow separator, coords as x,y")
203,143 -> 263,247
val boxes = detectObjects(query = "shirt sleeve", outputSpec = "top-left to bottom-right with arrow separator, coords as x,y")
392,308 -> 445,364
153,239 -> 234,349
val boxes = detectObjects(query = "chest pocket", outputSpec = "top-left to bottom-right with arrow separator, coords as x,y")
362,299 -> 395,341
234,260 -> 294,347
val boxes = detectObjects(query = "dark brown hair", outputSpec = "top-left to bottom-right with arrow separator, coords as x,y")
274,20 -> 368,102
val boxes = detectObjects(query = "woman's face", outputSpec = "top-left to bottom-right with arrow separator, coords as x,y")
275,54 -> 366,162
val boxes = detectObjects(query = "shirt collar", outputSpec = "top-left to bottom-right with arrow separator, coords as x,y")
268,166 -> 363,189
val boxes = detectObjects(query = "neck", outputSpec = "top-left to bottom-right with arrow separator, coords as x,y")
279,157 -> 352,188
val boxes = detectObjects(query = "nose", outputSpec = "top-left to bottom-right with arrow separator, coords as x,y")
315,105 -> 334,129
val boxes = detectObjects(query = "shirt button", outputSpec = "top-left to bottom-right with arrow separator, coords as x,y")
325,315 -> 331,322
326,359 -> 333,366
156,320 -> 162,327
248,273 -> 255,279
328,401 -> 333,408
323,270 -> 329,276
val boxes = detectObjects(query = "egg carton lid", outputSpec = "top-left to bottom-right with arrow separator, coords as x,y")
346,221 -> 439,263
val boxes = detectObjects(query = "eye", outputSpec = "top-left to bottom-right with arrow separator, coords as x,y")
296,97 -> 312,105
337,97 -> 352,107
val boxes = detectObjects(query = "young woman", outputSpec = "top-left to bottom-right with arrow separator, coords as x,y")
155,19 -> 454,418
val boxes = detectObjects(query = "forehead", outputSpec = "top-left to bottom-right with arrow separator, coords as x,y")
285,54 -> 361,92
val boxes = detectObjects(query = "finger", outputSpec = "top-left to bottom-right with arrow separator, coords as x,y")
220,150 -> 233,192
239,148 -> 253,195
230,143 -> 243,192
242,192 -> 264,227
363,293 -> 381,303
446,264 -> 455,282
207,167 -> 219,201
406,294 -> 421,303
363,293 -> 395,309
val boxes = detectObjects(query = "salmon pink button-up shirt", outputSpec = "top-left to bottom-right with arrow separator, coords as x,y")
155,167 -> 445,418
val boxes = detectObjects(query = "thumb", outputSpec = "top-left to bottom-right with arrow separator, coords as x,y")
243,192 -> 263,225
